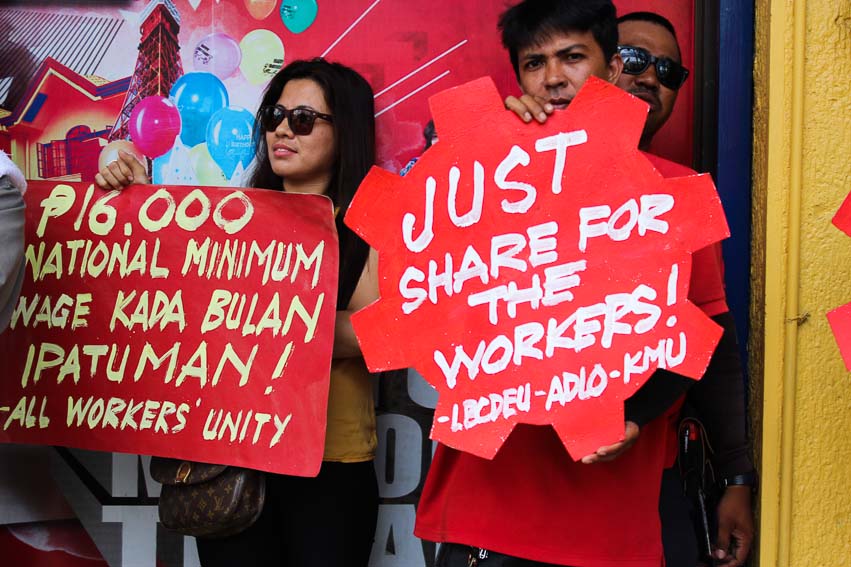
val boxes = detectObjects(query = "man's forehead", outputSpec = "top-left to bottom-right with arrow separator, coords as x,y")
618,20 -> 681,61
519,29 -> 599,57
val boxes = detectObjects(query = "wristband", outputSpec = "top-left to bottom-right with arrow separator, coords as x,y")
720,471 -> 758,491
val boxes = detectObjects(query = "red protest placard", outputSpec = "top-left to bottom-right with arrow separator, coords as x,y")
0,182 -> 338,476
833,190 -> 851,238
828,302 -> 851,372
345,77 -> 728,460
829,189 -> 851,372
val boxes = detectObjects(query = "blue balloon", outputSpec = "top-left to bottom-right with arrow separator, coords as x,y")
151,151 -> 171,184
169,72 -> 229,147
206,106 -> 255,178
281,0 -> 318,34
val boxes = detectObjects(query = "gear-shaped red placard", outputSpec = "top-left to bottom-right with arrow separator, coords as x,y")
346,77 -> 728,459
829,191 -> 851,371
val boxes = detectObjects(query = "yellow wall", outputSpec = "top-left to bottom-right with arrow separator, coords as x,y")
754,0 -> 851,564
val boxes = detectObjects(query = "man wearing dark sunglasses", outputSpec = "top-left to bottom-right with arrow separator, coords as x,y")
615,12 -> 690,152
616,12 -> 756,567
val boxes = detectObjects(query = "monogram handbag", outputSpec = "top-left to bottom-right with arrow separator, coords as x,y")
150,458 -> 265,538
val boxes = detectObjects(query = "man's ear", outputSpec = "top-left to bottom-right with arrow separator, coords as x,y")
607,52 -> 624,84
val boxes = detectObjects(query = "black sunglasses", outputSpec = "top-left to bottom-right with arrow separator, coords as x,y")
259,104 -> 333,135
618,45 -> 690,90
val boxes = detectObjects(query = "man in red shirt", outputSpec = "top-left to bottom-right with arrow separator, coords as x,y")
615,12 -> 755,567
415,2 -> 734,565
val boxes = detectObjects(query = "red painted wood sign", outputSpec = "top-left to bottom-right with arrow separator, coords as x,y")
833,191 -> 851,238
0,182 -> 338,476
830,193 -> 851,372
828,303 -> 851,372
346,77 -> 728,460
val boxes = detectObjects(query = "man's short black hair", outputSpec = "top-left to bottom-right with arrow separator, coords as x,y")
498,0 -> 618,79
617,11 -> 677,38
423,120 -> 436,150
617,11 -> 681,60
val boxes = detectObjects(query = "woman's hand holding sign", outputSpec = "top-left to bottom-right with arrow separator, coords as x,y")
95,151 -> 149,191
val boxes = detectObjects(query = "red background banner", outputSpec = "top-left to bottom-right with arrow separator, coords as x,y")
0,0 -> 694,182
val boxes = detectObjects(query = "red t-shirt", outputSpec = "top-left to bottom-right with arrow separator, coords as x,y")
414,153 -> 729,567
657,155 -> 728,320
652,154 -> 728,468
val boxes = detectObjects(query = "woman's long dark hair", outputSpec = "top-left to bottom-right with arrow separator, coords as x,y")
250,58 -> 375,308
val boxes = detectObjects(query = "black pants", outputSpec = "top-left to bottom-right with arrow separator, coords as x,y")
436,543 -> 571,567
196,460 -> 378,567
659,467 -> 700,567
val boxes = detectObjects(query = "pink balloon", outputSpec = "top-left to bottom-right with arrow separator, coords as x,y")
193,32 -> 242,79
129,96 -> 181,158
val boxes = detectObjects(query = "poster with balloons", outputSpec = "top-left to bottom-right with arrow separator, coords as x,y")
0,1 -> 699,566
0,0 -> 698,188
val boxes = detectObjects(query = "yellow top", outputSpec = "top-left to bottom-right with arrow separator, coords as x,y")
323,356 -> 376,462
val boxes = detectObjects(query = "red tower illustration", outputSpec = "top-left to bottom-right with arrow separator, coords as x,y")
109,0 -> 183,141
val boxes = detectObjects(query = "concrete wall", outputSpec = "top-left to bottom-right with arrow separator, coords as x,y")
753,1 -> 851,564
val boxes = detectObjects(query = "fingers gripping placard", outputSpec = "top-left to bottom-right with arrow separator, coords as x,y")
0,183 -> 338,476
345,77 -> 728,460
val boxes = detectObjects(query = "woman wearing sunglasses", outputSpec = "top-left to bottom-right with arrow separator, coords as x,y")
96,58 -> 379,566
